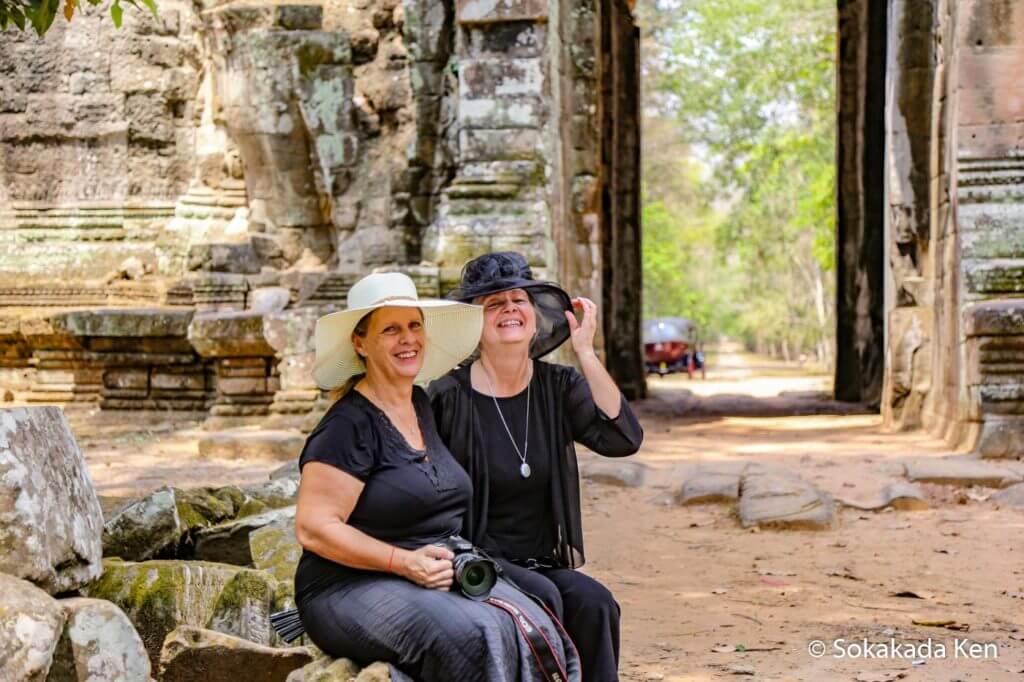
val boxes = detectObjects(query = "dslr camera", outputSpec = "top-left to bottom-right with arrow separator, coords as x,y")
438,535 -> 499,601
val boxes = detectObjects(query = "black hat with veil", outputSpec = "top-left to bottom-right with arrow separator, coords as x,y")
447,252 -> 573,359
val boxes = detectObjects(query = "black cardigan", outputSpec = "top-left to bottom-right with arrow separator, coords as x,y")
427,361 -> 643,569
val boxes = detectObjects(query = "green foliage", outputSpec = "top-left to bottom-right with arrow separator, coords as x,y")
0,0 -> 156,35
637,0 -> 836,364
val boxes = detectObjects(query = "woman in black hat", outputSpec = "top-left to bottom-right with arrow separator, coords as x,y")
428,252 -> 644,682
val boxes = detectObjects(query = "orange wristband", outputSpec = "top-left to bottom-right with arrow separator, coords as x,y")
388,547 -> 395,572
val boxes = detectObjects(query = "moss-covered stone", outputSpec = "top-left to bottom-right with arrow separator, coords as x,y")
83,559 -> 253,670
249,507 -> 301,584
159,625 -> 313,682
103,486 -> 239,561
207,567 -> 287,647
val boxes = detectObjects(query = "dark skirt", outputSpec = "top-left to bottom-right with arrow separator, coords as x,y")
298,575 -> 581,682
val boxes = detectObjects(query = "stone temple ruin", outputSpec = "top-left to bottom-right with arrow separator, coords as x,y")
0,0 -> 1023,458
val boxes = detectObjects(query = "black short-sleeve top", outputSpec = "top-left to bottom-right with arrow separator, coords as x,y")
294,386 -> 472,603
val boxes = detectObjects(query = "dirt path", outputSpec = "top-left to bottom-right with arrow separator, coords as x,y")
68,344 -> 1024,680
584,345 -> 1024,681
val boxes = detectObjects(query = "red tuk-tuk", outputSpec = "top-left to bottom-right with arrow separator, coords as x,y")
643,317 -> 705,378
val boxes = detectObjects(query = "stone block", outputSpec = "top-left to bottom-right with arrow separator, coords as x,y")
249,287 -> 291,314
49,308 -> 195,339
466,22 -> 546,58
836,481 -> 929,511
104,368 -> 150,390
188,242 -> 263,274
459,128 -> 541,162
189,311 -> 275,358
193,506 -> 296,566
217,376 -> 269,395
151,370 -> 206,392
958,122 -> 1024,159
737,469 -> 834,530
964,298 -> 1024,337
675,471 -> 741,505
459,57 -> 543,99
249,508 -> 301,582
159,626 -> 313,682
459,94 -> 544,129
579,458 -> 646,488
959,86 -> 1024,126
48,597 -> 151,681
0,573 -> 65,682
0,407 -> 104,594
198,430 -> 305,462
960,0 -> 1024,47
102,486 -> 237,561
84,559 -> 286,669
903,456 -> 1022,487
457,0 -> 547,24
974,416 -> 1024,458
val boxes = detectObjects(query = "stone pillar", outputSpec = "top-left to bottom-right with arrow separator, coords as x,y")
952,0 -> 1024,456
598,0 -> 644,400
835,0 -> 887,405
424,0 -> 553,291
880,0 -> 941,430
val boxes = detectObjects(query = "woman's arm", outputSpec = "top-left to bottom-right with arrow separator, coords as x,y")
295,462 -> 454,589
565,367 -> 644,457
566,297 -> 621,418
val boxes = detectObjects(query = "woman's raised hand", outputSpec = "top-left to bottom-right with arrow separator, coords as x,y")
566,297 -> 599,358
396,544 -> 455,590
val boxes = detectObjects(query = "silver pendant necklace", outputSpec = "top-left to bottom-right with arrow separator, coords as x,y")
481,365 -> 531,479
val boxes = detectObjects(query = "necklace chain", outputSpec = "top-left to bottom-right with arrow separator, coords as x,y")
481,365 -> 530,469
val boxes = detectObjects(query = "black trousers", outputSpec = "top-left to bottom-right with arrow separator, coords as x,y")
498,560 -> 621,682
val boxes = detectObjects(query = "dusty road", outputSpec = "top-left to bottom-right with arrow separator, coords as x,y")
69,345 -> 1024,681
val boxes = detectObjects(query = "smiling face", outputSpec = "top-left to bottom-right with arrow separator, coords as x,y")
476,289 -> 537,356
352,306 -> 426,382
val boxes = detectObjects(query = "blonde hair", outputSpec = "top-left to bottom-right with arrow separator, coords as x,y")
328,311 -> 374,403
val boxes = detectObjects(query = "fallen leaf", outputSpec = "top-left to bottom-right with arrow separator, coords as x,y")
912,618 -> 970,631
711,588 -> 728,595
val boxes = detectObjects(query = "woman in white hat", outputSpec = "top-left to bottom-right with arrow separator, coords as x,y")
292,272 -> 580,682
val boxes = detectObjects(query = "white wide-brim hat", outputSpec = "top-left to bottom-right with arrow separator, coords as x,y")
312,272 -> 483,390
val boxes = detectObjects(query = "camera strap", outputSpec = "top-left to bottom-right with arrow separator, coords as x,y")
484,595 -> 570,682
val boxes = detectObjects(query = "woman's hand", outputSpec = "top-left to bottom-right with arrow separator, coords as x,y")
566,297 -> 599,359
396,544 -> 455,590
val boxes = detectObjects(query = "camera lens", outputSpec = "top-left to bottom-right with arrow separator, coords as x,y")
456,557 -> 496,600
465,565 -> 486,587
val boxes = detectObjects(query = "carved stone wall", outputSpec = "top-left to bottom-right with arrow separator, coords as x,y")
0,0 -> 199,293
879,0 -> 1024,458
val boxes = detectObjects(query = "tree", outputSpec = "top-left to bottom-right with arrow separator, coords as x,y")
637,0 -> 836,365
0,0 -> 156,35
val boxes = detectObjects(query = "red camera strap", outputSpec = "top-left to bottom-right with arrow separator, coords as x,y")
484,595 -> 570,682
